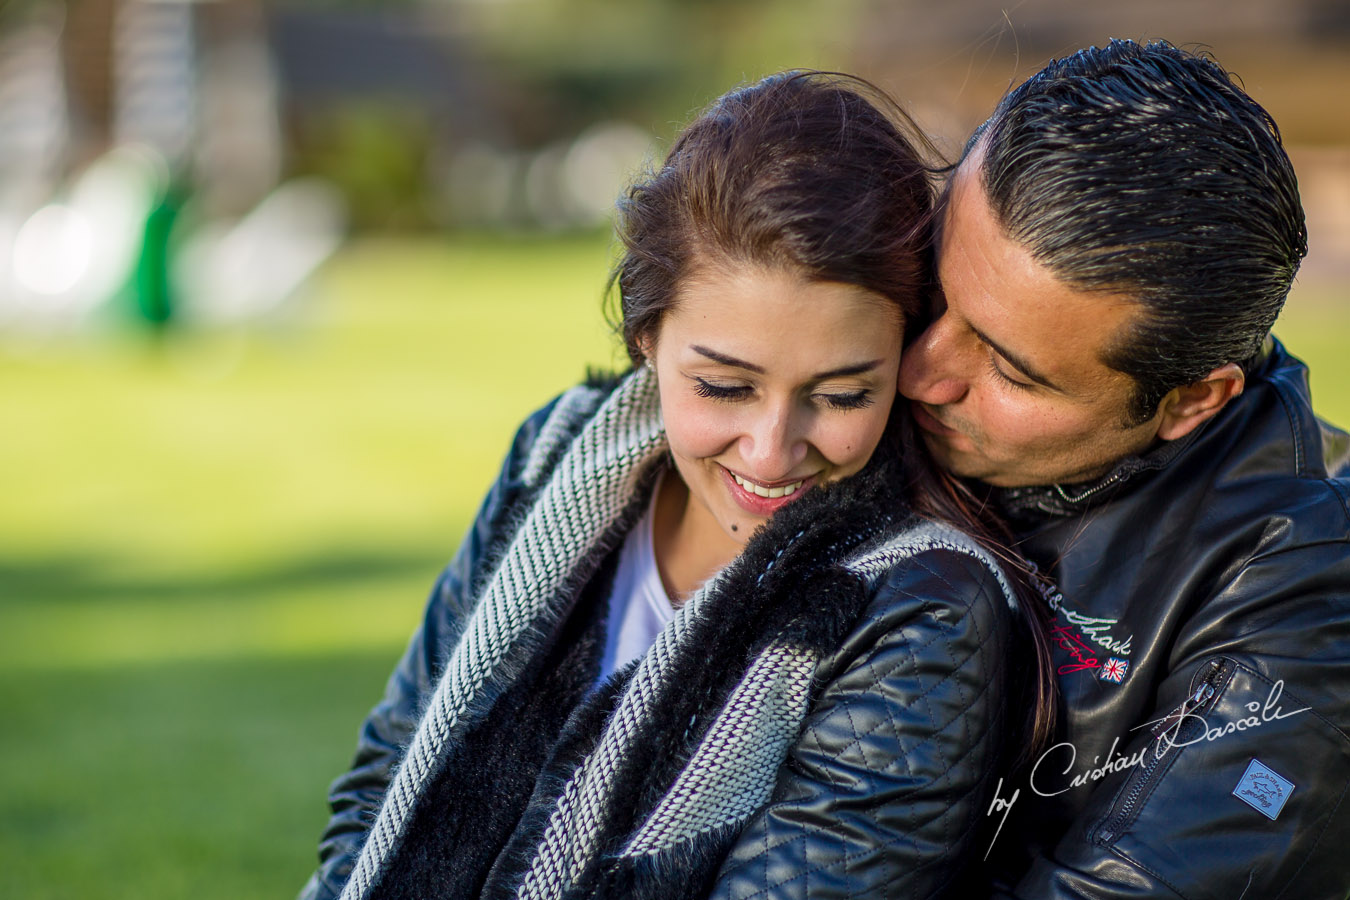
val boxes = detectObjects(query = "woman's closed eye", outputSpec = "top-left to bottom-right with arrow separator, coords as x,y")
692,376 -> 874,411
816,389 -> 874,410
692,377 -> 753,402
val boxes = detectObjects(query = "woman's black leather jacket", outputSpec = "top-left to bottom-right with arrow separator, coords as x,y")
300,380 -> 1028,900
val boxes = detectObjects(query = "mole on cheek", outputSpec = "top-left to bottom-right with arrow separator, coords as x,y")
731,524 -> 738,532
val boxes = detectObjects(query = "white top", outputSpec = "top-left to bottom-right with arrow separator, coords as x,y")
599,481 -> 676,682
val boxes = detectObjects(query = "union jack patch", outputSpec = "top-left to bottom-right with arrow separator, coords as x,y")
1099,657 -> 1130,683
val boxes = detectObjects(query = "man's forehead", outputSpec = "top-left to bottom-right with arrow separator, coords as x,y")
933,158 -> 1144,394
935,143 -> 1004,267
933,149 -> 984,250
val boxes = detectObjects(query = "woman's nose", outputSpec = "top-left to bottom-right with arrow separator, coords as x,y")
899,319 -> 969,406
739,403 -> 808,479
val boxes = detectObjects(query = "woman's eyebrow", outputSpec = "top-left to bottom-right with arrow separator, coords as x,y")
691,345 -> 882,379
692,345 -> 765,373
815,360 -> 884,378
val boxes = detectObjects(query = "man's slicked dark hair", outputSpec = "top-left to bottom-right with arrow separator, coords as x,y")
969,39 -> 1308,423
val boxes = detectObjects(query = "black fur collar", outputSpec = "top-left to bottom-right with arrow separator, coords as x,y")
373,445 -> 912,900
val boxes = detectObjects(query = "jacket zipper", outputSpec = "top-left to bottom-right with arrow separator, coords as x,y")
1053,471 -> 1126,506
1095,658 -> 1230,845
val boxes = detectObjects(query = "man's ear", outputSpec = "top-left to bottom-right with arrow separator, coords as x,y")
1154,363 -> 1245,441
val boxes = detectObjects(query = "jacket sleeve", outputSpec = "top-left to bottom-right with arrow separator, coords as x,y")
996,538 -> 1350,900
296,404 -> 556,900
708,547 -> 1017,900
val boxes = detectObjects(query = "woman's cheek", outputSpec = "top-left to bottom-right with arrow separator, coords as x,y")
822,416 -> 889,472
662,394 -> 735,460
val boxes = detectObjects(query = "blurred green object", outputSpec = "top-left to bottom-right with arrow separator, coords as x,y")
131,185 -> 183,329
0,234 -> 1344,898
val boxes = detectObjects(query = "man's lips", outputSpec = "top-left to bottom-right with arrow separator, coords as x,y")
910,401 -> 961,438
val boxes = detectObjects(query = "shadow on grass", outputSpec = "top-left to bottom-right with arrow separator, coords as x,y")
0,544 -> 456,670
0,650 -> 401,900
0,545 -> 452,895
0,546 -> 450,606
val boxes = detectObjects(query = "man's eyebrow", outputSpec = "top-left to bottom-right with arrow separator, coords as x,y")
970,327 -> 1062,391
691,346 -> 883,380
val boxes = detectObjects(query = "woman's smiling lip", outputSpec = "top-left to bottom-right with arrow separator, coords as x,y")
718,465 -> 816,516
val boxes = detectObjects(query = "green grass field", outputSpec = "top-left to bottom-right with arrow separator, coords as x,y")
2,233 -> 1347,898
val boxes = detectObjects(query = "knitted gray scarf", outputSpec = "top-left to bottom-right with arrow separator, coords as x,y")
340,368 -> 1014,900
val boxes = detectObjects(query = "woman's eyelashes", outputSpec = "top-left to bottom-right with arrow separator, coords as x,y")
692,377 -> 753,401
690,376 -> 874,410
819,390 -> 874,410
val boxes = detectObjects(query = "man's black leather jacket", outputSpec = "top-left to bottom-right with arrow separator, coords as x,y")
986,339 -> 1350,899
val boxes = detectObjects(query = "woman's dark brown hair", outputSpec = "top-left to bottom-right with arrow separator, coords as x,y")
610,70 -> 1055,756
611,70 -> 935,363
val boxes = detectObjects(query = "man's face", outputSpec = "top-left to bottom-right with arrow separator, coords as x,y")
898,158 -> 1165,488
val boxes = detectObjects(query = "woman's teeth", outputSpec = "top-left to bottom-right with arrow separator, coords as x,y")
732,473 -> 803,499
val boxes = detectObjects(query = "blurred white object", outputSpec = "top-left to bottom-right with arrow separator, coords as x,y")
3,146 -> 165,328
524,140 -> 573,231
443,121 -> 652,229
443,142 -> 522,227
561,121 -> 653,224
174,177 -> 346,324
11,203 -> 93,298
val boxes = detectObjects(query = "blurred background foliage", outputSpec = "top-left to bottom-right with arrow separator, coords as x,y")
1,0 -> 1348,897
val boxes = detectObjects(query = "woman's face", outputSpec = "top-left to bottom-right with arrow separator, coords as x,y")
648,262 -> 904,549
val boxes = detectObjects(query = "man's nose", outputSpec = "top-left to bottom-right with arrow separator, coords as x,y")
899,318 -> 969,406
740,403 -> 808,479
